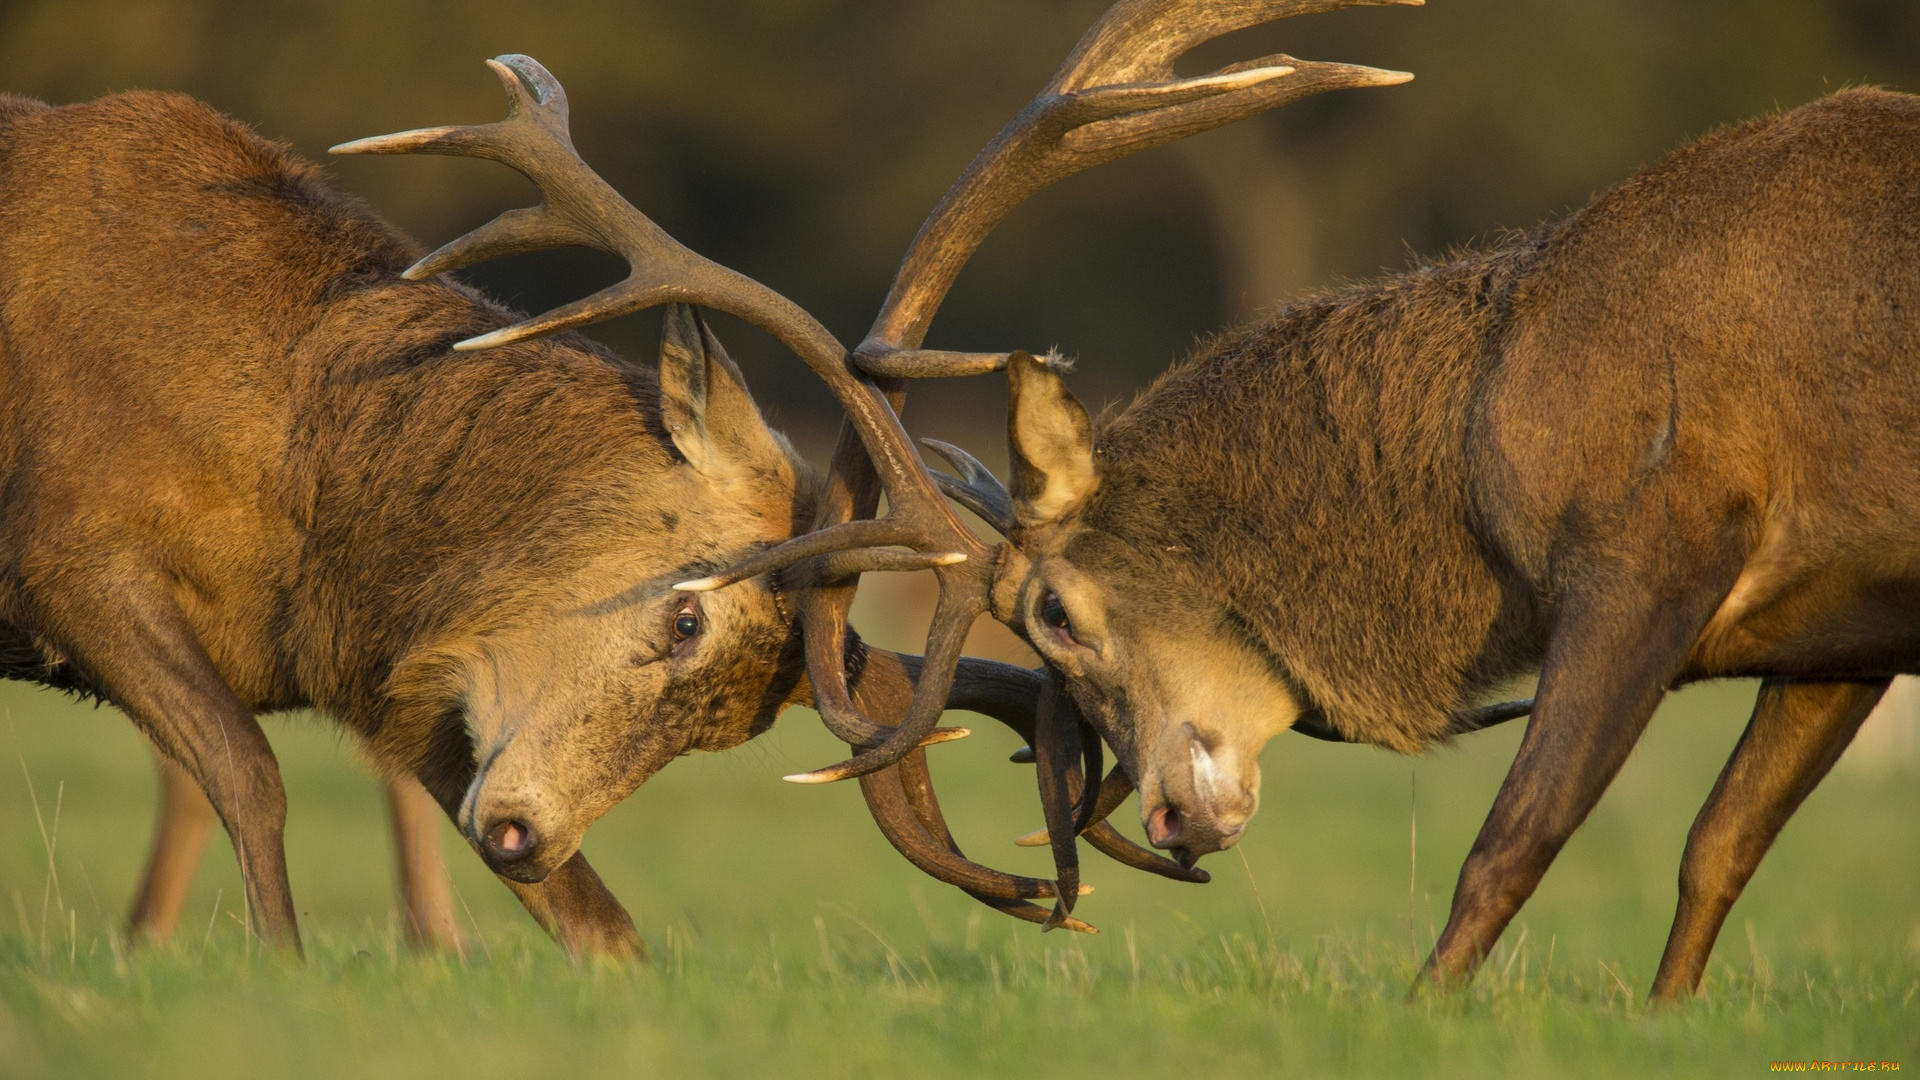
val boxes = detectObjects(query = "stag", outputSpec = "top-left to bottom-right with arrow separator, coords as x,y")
362,0 -> 1452,936
779,8 -> 1920,1000
0,81 -> 1087,955
600,0 -> 1920,998
323,21 -> 1298,930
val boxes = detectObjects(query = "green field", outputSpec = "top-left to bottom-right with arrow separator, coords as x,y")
0,672 -> 1913,1078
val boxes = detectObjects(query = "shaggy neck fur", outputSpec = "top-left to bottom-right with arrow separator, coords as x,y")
1083,239 -> 1555,751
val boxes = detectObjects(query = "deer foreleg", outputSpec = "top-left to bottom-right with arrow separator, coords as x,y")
52,580 -> 300,952
1418,549 -> 1742,991
496,854 -> 644,961
1648,677 -> 1884,1001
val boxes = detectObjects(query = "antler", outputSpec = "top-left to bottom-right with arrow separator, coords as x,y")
333,55 -> 1073,923
336,0 -> 1419,931
332,55 -> 994,784
712,0 -> 1419,795
855,0 -> 1420,371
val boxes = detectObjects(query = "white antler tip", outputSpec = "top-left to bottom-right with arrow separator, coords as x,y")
1013,828 -> 1051,847
1207,65 -> 1297,91
919,727 -> 972,747
453,328 -> 519,351
781,770 -> 838,785
932,552 -> 968,566
673,576 -> 725,592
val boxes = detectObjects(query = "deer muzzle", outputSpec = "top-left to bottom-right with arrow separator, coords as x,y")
1140,722 -> 1256,867
461,750 -> 573,883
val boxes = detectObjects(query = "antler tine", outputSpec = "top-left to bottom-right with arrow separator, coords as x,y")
1074,716 -> 1105,834
771,0 -> 1423,789
901,749 -> 1096,932
786,580 -> 981,784
1086,821 -> 1212,883
1031,673 -> 1084,927
1016,763 -> 1212,884
859,758 -> 1087,906
334,56 -> 838,361
855,0 -> 1419,371
921,438 -> 1016,536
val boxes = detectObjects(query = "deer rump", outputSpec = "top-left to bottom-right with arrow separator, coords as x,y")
984,87 -> 1920,999
0,89 -> 838,956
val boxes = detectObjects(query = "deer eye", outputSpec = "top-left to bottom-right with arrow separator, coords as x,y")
1039,591 -> 1073,638
672,603 -> 702,643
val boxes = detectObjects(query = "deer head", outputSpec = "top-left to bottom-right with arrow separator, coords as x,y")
340,0 -> 1422,923
372,304 -> 810,882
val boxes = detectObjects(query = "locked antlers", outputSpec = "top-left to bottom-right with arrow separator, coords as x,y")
336,0 -> 1420,933
333,53 -> 1076,930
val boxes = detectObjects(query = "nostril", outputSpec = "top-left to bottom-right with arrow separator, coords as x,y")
484,819 -> 537,861
1147,805 -> 1183,848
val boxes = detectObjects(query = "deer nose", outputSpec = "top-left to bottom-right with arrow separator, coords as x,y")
1145,795 -> 1247,868
481,817 -> 539,867
1147,804 -> 1184,847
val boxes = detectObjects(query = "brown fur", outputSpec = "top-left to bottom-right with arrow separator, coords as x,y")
0,91 -> 817,954
1000,89 -> 1920,997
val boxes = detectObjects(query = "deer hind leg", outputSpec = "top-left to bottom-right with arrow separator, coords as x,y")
384,774 -> 465,955
127,747 -> 218,942
1419,538 -> 1746,992
1649,677 -> 1885,1001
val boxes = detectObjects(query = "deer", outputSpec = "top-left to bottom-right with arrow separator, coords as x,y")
348,1 -> 1437,939
650,0 -> 1920,1000
0,68 -> 1124,956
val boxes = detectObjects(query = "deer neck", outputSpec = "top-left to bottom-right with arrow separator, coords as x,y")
1083,235 -> 1552,749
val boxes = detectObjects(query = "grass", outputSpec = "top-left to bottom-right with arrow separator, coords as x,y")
0,675 -> 1915,1078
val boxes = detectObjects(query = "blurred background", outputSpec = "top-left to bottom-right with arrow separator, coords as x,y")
9,0 -> 1920,442
0,0 -> 1916,996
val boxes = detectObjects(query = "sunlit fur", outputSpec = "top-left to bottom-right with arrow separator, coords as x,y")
0,91 -> 818,938
1005,89 -> 1920,870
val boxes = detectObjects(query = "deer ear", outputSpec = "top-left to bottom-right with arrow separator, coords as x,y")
658,304 -> 793,483
1007,351 -> 1097,528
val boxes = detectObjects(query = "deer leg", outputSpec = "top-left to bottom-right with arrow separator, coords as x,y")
1418,554 -> 1741,991
126,747 -> 218,942
1648,677 -> 1884,1001
384,775 -> 466,955
496,855 -> 644,961
47,580 -> 300,952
